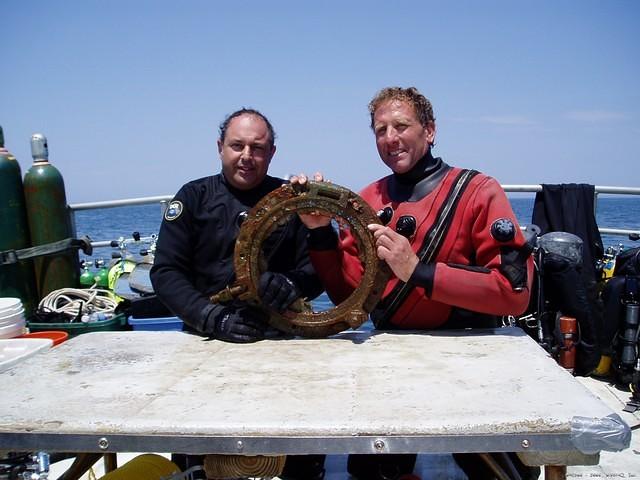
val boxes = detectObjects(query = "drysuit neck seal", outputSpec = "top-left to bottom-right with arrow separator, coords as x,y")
388,151 -> 451,202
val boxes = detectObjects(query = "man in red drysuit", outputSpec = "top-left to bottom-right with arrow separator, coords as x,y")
293,86 -> 538,480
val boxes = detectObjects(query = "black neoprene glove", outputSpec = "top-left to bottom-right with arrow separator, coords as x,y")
259,272 -> 301,312
206,305 -> 269,343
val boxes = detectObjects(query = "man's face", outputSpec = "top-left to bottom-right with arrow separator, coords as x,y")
372,100 -> 435,174
217,114 -> 275,190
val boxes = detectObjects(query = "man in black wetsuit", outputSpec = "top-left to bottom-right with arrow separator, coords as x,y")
151,108 -> 322,342
150,108 -> 325,479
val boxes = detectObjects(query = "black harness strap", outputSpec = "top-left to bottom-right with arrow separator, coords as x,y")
372,169 -> 479,329
0,236 -> 93,266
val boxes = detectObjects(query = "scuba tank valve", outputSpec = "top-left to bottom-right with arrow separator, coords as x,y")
30,133 -> 49,161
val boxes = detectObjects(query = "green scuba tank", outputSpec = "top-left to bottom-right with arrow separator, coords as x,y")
79,259 -> 110,289
79,260 -> 95,287
23,133 -> 80,297
94,259 -> 110,288
0,126 -> 39,315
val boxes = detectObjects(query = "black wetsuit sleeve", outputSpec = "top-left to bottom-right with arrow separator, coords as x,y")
284,218 -> 324,301
408,262 -> 436,297
150,186 -> 213,332
307,225 -> 339,250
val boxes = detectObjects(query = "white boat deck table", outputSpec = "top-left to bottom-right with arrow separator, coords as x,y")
0,327 -> 631,479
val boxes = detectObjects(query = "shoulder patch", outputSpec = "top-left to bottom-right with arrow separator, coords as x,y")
490,218 -> 516,242
164,200 -> 184,221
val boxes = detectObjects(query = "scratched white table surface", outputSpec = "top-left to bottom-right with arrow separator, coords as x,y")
0,328 -> 620,458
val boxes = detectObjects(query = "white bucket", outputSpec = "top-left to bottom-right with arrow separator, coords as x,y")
0,304 -> 24,316
0,298 -> 24,317
0,317 -> 26,339
0,308 -> 25,327
0,305 -> 25,319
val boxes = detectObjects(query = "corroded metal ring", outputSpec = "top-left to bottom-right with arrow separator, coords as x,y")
225,180 -> 389,338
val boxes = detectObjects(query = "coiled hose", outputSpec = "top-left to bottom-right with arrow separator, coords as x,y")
37,287 -> 119,321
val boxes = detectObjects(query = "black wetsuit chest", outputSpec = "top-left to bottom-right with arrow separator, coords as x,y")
180,175 -> 293,293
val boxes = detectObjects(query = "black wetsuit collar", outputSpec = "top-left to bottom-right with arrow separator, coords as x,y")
388,151 -> 451,202
221,173 -> 278,206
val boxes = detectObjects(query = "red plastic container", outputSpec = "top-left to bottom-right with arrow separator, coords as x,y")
558,315 -> 577,373
20,330 -> 69,346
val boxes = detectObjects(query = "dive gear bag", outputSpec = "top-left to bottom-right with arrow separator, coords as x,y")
601,247 -> 640,395
519,231 -> 601,376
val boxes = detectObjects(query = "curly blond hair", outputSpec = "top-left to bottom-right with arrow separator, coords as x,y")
368,87 -> 435,130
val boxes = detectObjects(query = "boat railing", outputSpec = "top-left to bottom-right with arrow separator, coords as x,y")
68,185 -> 640,247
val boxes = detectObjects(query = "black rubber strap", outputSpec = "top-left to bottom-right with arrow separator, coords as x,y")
372,169 -> 479,329
0,236 -> 93,266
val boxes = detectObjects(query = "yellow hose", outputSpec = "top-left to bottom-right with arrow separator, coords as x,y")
100,454 -> 180,480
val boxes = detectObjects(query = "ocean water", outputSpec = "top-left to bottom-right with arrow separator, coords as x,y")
74,195 -> 640,258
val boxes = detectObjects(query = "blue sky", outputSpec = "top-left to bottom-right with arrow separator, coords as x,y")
2,1 -> 639,203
